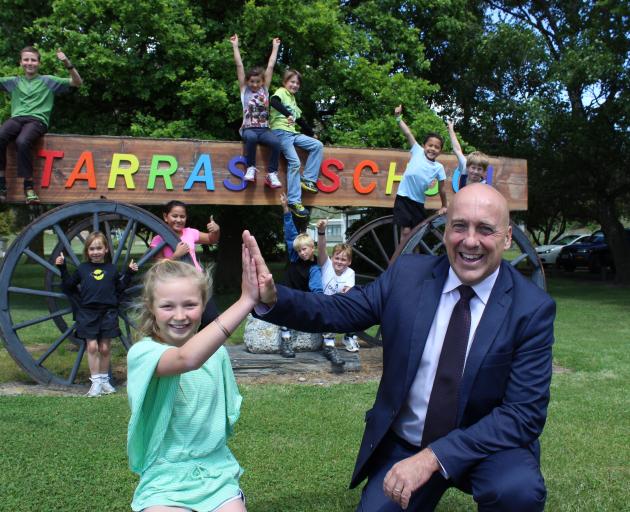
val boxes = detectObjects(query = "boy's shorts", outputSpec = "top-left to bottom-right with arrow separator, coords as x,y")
393,195 -> 427,228
75,307 -> 121,339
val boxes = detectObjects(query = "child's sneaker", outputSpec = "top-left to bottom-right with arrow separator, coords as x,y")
265,172 -> 282,189
244,166 -> 257,182
343,335 -> 360,352
85,378 -> 102,397
300,179 -> 318,193
25,189 -> 40,205
289,202 -> 309,218
323,346 -> 346,370
100,379 -> 116,395
0,186 -> 6,203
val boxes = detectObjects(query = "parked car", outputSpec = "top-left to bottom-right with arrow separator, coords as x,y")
535,233 -> 590,266
557,229 -> 630,272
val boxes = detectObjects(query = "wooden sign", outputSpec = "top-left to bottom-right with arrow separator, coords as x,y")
3,134 -> 528,210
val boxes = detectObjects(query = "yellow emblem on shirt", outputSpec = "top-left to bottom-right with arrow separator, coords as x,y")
92,268 -> 105,281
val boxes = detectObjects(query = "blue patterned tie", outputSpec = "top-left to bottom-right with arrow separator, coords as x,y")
421,285 -> 475,448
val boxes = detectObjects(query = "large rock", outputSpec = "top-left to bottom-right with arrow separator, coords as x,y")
243,314 -> 322,354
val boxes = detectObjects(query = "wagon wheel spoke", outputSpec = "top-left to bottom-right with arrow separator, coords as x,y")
23,248 -> 60,275
417,239 -> 436,255
8,286 -> 67,299
355,273 -> 378,282
123,221 -> 142,267
52,223 -> 81,267
35,324 -> 76,366
351,247 -> 386,274
66,342 -> 86,385
369,229 -> 391,266
13,307 -> 73,330
136,240 -> 167,267
103,220 -> 115,261
92,211 -> 99,233
392,223 -> 400,249
113,219 -> 136,265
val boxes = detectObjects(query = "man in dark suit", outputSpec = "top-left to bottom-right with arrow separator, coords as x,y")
244,183 -> 554,511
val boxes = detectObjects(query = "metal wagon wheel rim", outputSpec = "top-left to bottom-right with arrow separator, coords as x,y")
0,200 -> 182,386
347,214 -> 545,346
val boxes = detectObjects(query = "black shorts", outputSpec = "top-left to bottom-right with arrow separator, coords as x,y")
393,195 -> 426,228
75,307 -> 121,339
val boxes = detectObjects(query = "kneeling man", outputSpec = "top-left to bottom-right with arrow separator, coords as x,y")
245,183 -> 554,511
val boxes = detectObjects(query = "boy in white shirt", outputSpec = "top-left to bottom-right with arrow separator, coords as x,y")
317,219 -> 360,355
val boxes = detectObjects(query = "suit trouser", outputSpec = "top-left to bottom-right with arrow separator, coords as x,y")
0,116 -> 47,179
356,431 -> 546,512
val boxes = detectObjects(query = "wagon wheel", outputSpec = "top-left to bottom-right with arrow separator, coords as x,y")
346,215 -> 401,346
347,214 -> 545,346
44,213 -> 153,349
0,200 -> 183,386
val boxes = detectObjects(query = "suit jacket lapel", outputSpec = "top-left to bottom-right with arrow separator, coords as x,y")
457,262 -> 514,421
404,257 -> 450,392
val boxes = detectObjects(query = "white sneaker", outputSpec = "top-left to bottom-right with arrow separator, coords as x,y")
265,172 -> 282,189
85,379 -> 102,397
101,380 -> 116,394
323,337 -> 336,348
244,166 -> 257,182
343,335 -> 360,352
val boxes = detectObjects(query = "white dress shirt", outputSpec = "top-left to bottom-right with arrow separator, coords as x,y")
391,266 -> 500,448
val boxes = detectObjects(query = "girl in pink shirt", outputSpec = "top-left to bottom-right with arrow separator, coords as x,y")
150,200 -> 221,326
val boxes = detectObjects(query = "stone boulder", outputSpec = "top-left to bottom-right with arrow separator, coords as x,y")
243,314 -> 322,354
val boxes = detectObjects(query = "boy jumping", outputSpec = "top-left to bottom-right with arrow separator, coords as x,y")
393,105 -> 448,243
447,119 -> 490,187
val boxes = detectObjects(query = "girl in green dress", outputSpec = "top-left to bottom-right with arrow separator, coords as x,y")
127,235 -> 259,511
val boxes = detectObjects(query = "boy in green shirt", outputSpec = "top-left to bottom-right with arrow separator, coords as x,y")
0,46 -> 82,204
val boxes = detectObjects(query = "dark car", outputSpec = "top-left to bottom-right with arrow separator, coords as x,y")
557,228 -> 630,272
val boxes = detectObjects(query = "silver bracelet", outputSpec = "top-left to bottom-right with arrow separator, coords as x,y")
214,317 -> 231,338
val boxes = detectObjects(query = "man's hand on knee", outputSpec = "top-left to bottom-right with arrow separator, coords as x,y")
383,448 -> 440,509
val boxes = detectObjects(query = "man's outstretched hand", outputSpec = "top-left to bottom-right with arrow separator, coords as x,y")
242,230 -> 277,306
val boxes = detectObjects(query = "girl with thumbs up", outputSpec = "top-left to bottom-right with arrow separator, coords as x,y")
150,200 -> 222,328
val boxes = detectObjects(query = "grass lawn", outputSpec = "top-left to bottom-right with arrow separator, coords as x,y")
0,275 -> 628,510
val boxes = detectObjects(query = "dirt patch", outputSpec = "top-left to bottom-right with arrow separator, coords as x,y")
0,347 -> 571,395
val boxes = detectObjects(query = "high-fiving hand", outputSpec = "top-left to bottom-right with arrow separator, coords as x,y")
242,230 -> 277,306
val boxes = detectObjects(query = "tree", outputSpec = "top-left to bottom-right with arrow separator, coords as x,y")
481,1 -> 630,282
395,0 -> 630,282
0,0 -> 451,290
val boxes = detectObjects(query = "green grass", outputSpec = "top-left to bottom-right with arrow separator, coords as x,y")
0,276 -> 628,510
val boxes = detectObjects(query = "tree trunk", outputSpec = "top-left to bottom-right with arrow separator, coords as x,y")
597,201 -> 630,285
214,210 -> 245,293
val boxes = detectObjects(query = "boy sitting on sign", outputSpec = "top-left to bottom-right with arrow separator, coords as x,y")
0,47 -> 82,204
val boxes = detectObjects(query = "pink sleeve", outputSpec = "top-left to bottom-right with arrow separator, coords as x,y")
149,234 -> 163,248
150,234 -> 174,259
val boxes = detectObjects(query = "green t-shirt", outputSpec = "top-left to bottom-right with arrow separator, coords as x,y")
0,74 -> 72,127
269,86 -> 302,133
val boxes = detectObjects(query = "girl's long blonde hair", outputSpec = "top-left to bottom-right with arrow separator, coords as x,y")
135,259 -> 210,343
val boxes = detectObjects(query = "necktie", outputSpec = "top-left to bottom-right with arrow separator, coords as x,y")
421,285 -> 475,448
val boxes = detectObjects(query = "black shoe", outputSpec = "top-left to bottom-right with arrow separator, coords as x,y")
280,337 -> 295,358
323,346 -> 345,368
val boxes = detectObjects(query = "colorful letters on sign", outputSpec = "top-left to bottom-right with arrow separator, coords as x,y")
36,149 -> 492,196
